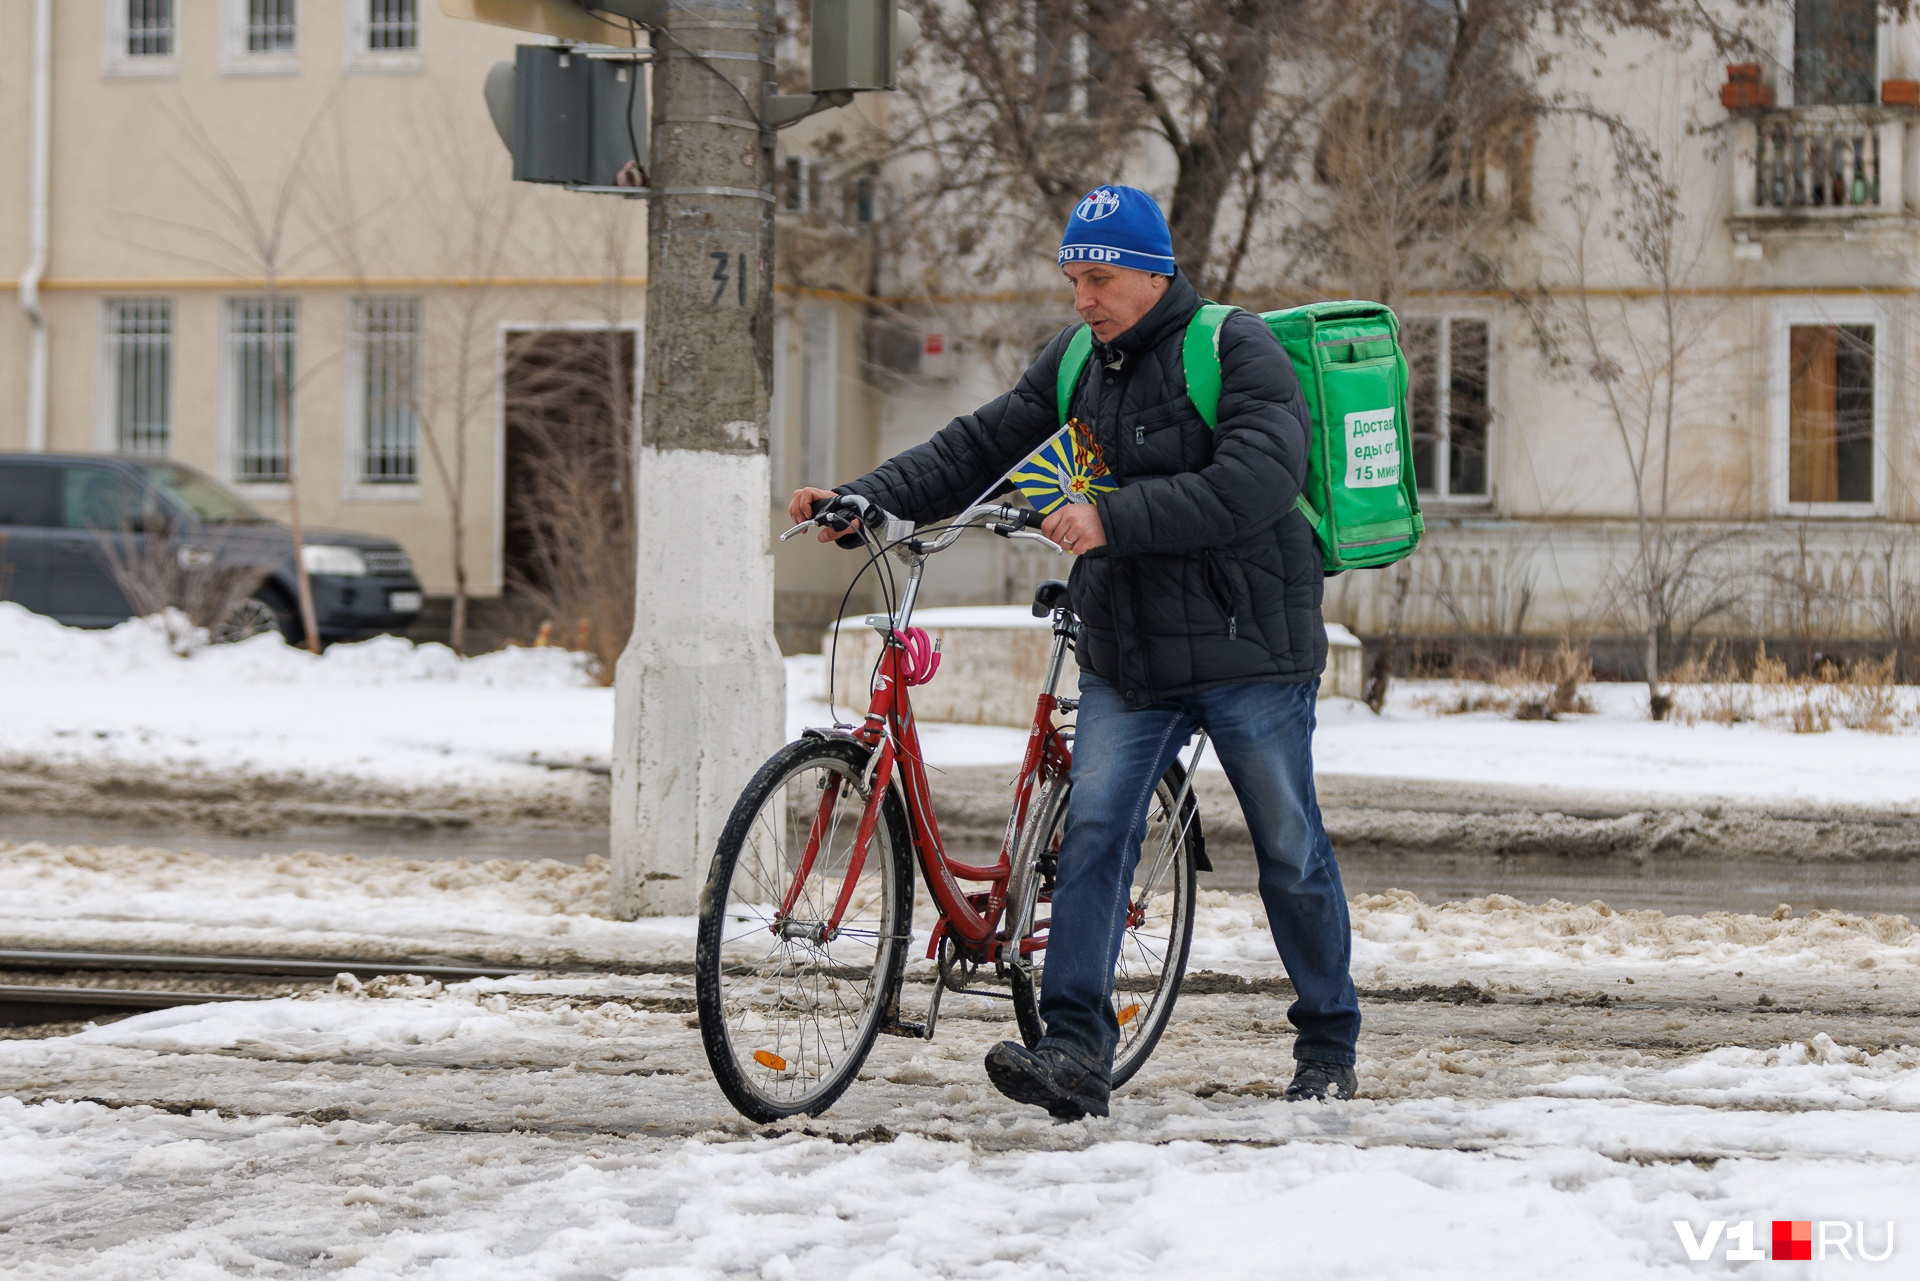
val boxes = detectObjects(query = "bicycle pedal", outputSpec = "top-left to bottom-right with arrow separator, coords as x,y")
879,1019 -> 928,1039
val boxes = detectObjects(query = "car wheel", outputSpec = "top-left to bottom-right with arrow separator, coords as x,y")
216,594 -> 290,645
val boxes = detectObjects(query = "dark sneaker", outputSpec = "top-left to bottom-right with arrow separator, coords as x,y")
1286,1059 -> 1357,1101
985,1040 -> 1110,1120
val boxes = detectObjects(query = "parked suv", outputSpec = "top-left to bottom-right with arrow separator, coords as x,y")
0,453 -> 424,644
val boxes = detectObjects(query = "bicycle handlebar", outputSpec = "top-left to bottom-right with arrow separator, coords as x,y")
780,498 -> 1060,555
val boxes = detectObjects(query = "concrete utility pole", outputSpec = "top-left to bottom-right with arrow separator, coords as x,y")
609,0 -> 786,917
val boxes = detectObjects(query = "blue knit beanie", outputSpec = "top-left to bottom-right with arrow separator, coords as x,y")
1058,186 -> 1175,275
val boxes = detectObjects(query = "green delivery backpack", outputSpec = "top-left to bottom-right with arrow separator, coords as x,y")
1054,300 -> 1424,571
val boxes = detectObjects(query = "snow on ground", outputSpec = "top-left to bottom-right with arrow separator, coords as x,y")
4,1078 -> 1916,1279
2,913 -> 1916,1278
7,836 -> 1918,986
3,836 -> 1918,1277
8,604 -> 1920,812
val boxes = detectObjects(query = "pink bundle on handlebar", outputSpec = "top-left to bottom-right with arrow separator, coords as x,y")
893,627 -> 942,686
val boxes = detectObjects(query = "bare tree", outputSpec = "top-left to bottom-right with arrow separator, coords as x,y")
126,97 -> 352,653
315,100 -> 528,655
499,198 -> 644,680
1545,112 -> 1739,717
93,515 -> 267,654
502,325 -> 637,679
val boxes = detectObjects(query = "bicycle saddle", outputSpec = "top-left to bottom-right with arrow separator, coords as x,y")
1031,579 -> 1071,618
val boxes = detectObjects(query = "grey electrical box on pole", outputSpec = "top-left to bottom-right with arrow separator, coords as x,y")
443,0 -> 916,918
811,0 -> 912,91
483,46 -> 649,189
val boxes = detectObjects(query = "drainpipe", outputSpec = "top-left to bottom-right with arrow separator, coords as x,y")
20,0 -> 52,451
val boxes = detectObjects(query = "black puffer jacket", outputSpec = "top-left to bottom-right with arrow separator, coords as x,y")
841,270 -> 1324,708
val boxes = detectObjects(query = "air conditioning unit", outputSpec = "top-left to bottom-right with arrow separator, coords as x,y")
870,324 -> 956,379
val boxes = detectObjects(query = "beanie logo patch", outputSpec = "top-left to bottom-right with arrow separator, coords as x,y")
1074,188 -> 1122,221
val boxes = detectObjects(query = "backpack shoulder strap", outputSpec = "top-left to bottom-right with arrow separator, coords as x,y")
1182,303 -> 1240,429
1055,325 -> 1094,425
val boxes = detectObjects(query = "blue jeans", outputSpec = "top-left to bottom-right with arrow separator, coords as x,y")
1037,672 -> 1361,1071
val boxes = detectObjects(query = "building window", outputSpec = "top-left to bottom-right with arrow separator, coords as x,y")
224,0 -> 299,73
350,298 -> 421,487
104,0 -> 176,76
249,0 -> 298,51
1794,0 -> 1876,106
102,300 -> 173,458
1404,315 -> 1490,500
1034,1 -> 1109,116
129,0 -> 175,55
349,0 -> 422,72
780,156 -> 828,213
1789,323 -> 1874,503
367,0 -> 418,49
224,298 -> 298,485
800,306 -> 836,488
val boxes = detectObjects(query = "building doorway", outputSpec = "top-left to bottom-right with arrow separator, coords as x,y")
501,326 -> 637,672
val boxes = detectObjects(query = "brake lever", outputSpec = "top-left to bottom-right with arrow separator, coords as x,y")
1001,528 -> 1063,553
779,521 -> 817,542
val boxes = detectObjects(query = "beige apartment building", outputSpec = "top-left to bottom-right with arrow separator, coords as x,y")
857,4 -> 1920,671
0,1 -> 887,646
14,3 -> 1920,670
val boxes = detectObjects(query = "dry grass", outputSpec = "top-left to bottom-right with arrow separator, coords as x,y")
1671,646 -> 1911,734
1414,641 -> 1596,720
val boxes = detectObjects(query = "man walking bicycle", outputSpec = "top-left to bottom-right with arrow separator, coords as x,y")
789,186 -> 1360,1119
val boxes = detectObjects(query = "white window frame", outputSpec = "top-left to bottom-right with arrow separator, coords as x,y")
102,0 -> 178,78
800,304 -> 837,489
1770,296 -> 1889,517
344,297 -> 423,500
1404,311 -> 1494,504
346,0 -> 423,74
220,296 -> 299,498
222,0 -> 301,76
96,298 -> 175,457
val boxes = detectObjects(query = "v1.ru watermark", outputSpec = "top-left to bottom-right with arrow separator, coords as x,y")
1674,1220 -> 1896,1262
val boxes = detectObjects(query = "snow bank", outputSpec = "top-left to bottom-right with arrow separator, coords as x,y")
1189,886 -> 1920,983
0,601 -> 597,688
0,604 -> 612,792
9,602 -> 1920,810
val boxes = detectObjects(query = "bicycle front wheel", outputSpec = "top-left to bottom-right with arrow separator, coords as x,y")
1008,758 -> 1199,1089
695,738 -> 913,1122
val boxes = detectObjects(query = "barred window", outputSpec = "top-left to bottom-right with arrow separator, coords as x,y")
353,299 -> 421,485
127,0 -> 174,56
247,0 -> 298,54
225,298 -> 298,484
104,300 -> 174,458
366,0 -> 418,51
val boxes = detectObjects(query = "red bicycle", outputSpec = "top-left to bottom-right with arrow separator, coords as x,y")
694,497 -> 1208,1121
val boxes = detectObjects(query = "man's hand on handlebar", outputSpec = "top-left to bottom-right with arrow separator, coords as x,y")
1041,503 -> 1106,556
789,487 -> 858,543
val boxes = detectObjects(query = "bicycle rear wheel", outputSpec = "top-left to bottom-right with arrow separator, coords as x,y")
695,738 -> 913,1121
1007,758 -> 1199,1088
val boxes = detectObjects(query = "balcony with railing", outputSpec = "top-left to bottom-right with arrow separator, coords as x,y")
1729,103 -> 1913,241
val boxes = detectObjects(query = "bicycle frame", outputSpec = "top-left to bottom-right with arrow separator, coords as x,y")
785,506 -> 1074,966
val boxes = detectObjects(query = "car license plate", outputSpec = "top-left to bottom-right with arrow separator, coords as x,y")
388,591 -> 423,613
